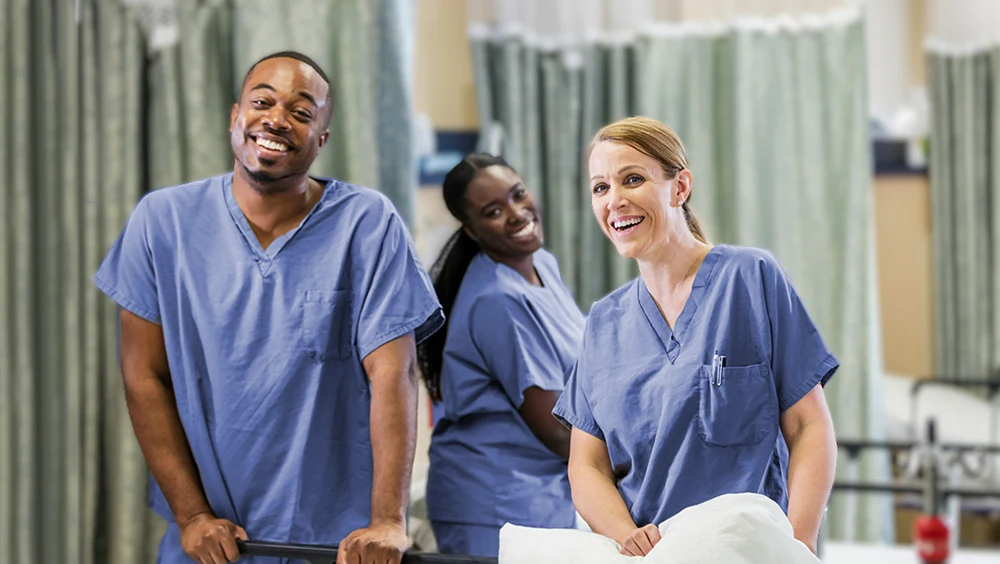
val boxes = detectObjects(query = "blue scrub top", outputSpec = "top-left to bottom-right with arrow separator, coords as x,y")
553,245 -> 837,528
94,174 -> 444,556
427,250 -> 585,529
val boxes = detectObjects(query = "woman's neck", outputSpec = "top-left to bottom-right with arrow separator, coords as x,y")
638,235 -> 711,303
491,251 -> 541,286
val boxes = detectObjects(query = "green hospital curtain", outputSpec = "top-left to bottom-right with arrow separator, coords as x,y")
0,1 -> 164,562
928,46 -> 1000,385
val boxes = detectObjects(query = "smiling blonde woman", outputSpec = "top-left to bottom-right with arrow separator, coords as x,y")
554,116 -> 838,557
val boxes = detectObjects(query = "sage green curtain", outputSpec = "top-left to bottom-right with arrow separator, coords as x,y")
1,0 -> 417,561
927,48 -> 1000,385
148,0 -> 235,189
470,17 -> 892,543
151,0 -> 418,225
0,1 -> 164,563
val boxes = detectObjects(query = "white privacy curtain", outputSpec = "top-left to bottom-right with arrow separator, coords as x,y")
467,0 -> 891,543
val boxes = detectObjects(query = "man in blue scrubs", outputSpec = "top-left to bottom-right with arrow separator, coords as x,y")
95,51 -> 444,564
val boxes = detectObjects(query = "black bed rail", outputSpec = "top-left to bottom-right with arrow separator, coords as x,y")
837,438 -> 1000,456
237,540 -> 498,564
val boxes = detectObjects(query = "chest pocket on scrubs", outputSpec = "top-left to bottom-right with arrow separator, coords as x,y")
697,363 -> 775,447
300,290 -> 353,361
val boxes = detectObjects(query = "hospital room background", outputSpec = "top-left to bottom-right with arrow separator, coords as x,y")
1,0 -> 999,562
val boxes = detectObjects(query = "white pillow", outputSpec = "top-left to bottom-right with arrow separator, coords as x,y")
499,493 -> 820,564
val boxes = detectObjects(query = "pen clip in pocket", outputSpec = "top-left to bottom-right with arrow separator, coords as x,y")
711,351 -> 726,386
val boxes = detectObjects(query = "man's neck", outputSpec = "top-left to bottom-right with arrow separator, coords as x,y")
231,166 -> 322,248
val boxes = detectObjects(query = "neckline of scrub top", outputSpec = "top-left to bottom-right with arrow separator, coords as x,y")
481,251 -> 551,293
636,244 -> 724,364
223,173 -> 334,269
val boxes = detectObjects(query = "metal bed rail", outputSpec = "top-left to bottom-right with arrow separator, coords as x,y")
238,540 -> 498,564
833,480 -> 1000,498
837,439 -> 1000,456
833,422 -> 1000,545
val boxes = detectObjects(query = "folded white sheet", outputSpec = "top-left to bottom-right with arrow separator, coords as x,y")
498,493 -> 820,564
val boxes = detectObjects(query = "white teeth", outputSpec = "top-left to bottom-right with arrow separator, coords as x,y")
613,218 -> 643,230
512,220 -> 536,238
255,137 -> 289,152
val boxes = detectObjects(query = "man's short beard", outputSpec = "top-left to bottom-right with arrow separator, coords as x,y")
242,164 -> 299,195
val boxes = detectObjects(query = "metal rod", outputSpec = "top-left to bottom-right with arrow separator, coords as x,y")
833,481 -> 1000,499
911,377 -> 1000,395
990,392 -> 1000,481
834,481 -> 924,495
924,419 -> 940,516
843,455 -> 860,543
947,463 -> 963,555
837,439 -> 1000,455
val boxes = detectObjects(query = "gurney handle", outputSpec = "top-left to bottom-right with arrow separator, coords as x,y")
237,540 -> 498,564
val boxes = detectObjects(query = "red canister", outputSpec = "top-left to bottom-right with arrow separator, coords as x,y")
914,514 -> 949,564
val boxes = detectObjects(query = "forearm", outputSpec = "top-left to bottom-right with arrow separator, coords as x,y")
786,421 -> 837,549
538,429 -> 571,460
368,365 -> 418,525
520,387 -> 571,459
569,463 -> 637,542
123,374 -> 212,527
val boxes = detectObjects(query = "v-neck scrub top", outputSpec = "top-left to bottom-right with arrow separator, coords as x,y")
94,173 -> 444,559
553,245 -> 838,528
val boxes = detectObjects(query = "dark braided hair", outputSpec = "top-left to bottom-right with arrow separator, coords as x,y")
417,153 -> 514,401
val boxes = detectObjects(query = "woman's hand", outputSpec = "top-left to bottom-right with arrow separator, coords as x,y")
618,524 -> 662,556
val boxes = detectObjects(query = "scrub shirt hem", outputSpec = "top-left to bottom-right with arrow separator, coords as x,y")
357,305 -> 444,360
514,379 -> 565,409
426,512 -> 500,527
428,512 -> 571,529
779,354 -> 839,412
93,275 -> 161,325
552,408 -> 604,441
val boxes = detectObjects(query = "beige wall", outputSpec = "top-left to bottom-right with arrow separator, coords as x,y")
873,175 -> 935,378
413,0 -> 478,130
412,1 -> 475,468
909,0 -> 927,87
872,0 -> 934,378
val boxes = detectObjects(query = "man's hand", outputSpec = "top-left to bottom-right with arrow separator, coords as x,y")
179,513 -> 248,564
619,524 -> 662,557
337,520 -> 409,564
